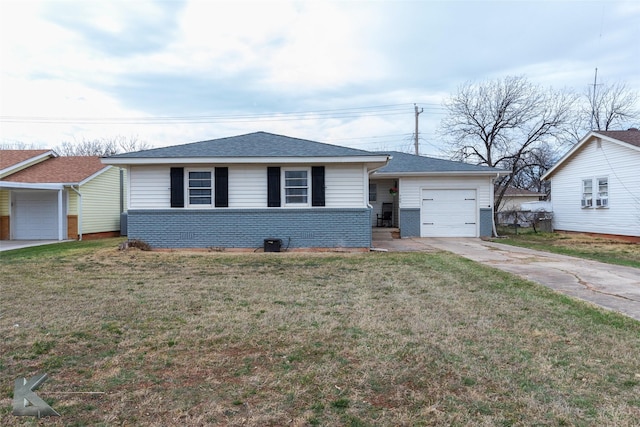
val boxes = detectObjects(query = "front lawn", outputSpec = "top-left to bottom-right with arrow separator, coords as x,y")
1,239 -> 639,426
493,228 -> 640,268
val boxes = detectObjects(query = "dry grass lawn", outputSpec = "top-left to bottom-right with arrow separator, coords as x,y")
1,239 -> 639,426
494,230 -> 640,268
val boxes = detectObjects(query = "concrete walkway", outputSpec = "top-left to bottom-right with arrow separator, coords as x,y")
373,237 -> 640,322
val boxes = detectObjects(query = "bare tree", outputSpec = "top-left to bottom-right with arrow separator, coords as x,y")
439,76 -> 577,225
587,81 -> 639,131
54,136 -> 150,156
0,142 -> 45,150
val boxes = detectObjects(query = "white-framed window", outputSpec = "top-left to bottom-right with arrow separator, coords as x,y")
581,179 -> 593,208
369,183 -> 377,202
596,177 -> 609,208
283,168 -> 309,206
188,170 -> 212,206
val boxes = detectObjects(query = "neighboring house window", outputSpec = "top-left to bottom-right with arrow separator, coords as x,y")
596,177 -> 608,208
188,171 -> 212,205
369,183 -> 377,202
581,179 -> 593,208
284,168 -> 309,205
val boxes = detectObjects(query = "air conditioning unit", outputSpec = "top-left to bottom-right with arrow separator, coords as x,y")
596,198 -> 608,207
581,198 -> 592,208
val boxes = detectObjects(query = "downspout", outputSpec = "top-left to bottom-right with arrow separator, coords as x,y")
70,185 -> 83,241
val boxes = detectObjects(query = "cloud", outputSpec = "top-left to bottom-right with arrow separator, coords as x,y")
1,0 -> 639,151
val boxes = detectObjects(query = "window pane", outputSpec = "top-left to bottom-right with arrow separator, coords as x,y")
286,171 -> 307,179
190,197 -> 211,204
189,171 -> 211,180
369,183 -> 377,202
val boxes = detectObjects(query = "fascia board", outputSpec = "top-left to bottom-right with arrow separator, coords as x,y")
0,181 -> 64,190
102,155 -> 390,166
0,150 -> 56,178
372,170 -> 509,178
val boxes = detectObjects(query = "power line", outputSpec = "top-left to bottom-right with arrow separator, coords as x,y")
0,103 -> 427,125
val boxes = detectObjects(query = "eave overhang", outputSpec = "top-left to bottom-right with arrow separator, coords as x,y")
102,155 -> 390,168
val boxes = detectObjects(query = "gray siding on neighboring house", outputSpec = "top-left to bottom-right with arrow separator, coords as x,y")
127,208 -> 372,249
399,208 -> 420,238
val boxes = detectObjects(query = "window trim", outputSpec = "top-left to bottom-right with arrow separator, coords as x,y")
186,168 -> 213,207
282,167 -> 310,207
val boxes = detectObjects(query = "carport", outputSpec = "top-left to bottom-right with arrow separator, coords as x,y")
0,181 -> 67,241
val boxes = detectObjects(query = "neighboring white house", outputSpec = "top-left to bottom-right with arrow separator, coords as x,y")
102,132 -> 506,250
494,187 -> 546,226
496,187 -> 545,212
542,129 -> 640,239
0,150 -> 124,241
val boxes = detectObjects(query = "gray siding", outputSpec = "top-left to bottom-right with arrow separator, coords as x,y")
399,208 -> 420,238
479,208 -> 493,237
127,208 -> 372,249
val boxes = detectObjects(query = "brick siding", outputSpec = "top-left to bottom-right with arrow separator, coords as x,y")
127,208 -> 372,249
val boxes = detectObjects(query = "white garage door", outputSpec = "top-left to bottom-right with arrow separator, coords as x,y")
421,189 -> 477,237
13,191 -> 59,239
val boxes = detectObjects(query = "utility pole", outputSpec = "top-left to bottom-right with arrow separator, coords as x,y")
590,68 -> 598,130
414,103 -> 423,155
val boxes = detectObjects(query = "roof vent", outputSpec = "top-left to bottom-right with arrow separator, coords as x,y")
628,127 -> 639,131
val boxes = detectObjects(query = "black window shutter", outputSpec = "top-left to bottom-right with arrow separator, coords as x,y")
170,167 -> 184,208
214,167 -> 229,207
311,166 -> 325,206
267,167 -> 281,207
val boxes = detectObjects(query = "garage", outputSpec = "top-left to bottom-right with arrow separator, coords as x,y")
421,189 -> 477,237
12,191 -> 60,239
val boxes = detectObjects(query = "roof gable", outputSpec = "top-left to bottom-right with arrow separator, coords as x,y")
0,149 -> 55,178
107,131 -> 380,159
373,151 -> 507,175
542,129 -> 640,180
2,156 -> 108,184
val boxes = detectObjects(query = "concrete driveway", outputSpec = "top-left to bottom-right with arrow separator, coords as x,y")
0,240 -> 64,252
373,237 -> 640,322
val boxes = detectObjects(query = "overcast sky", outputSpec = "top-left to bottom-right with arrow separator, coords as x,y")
1,0 -> 639,156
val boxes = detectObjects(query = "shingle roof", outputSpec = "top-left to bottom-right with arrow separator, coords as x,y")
501,187 -> 544,196
0,149 -> 51,169
3,156 -> 107,183
107,131 -> 380,159
597,128 -> 640,148
373,151 -> 506,174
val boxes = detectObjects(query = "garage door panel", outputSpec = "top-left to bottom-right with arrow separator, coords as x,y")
13,191 -> 59,240
421,189 -> 477,237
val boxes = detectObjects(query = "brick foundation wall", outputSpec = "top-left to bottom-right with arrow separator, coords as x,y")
127,208 -> 372,249
67,215 -> 78,240
0,216 -> 9,240
399,209 -> 420,238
